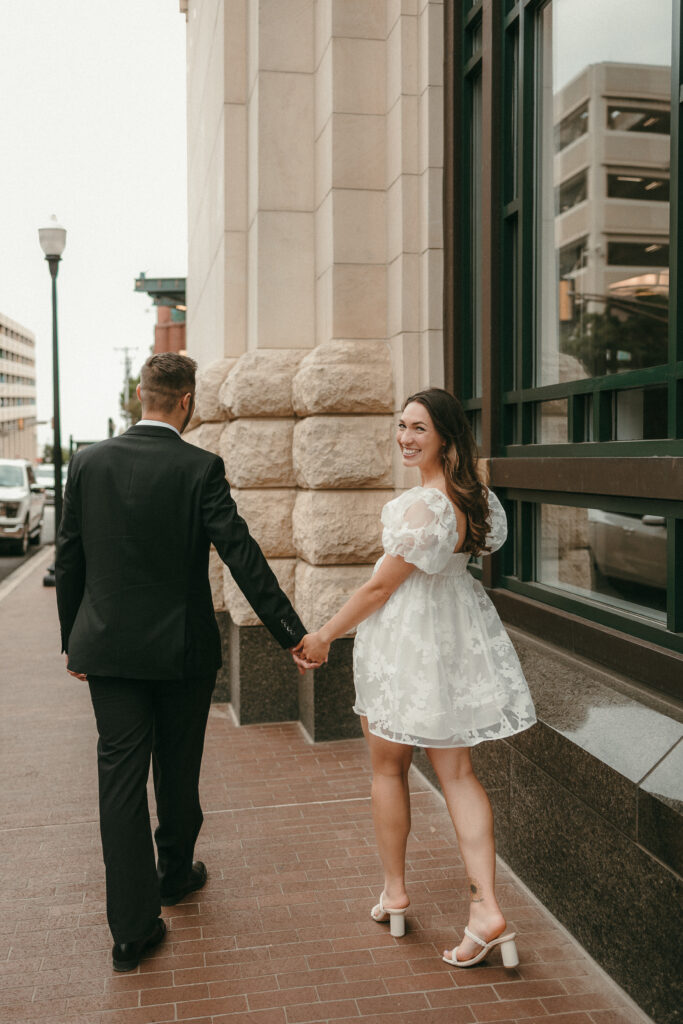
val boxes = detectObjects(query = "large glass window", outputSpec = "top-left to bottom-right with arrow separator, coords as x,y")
450,0 -> 682,679
535,0 -> 672,387
537,503 -> 667,622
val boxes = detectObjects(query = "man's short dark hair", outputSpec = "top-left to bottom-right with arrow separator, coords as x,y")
139,353 -> 198,413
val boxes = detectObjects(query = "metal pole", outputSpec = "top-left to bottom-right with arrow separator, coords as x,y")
48,256 -> 63,535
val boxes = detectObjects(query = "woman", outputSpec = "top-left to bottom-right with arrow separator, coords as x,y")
296,388 -> 536,968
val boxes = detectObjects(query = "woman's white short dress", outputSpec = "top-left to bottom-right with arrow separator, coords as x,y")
353,486 -> 536,748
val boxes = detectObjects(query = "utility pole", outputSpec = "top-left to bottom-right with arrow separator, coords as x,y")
115,346 -> 138,427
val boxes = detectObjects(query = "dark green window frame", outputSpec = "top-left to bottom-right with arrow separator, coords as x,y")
445,0 -> 683,696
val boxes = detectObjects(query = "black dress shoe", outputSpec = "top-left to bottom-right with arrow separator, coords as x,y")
160,861 -> 208,906
112,918 -> 166,972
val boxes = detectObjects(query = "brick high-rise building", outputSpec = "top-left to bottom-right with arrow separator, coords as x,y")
134,274 -> 186,354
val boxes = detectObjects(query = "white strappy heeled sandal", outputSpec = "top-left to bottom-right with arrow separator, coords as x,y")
370,892 -> 407,937
442,926 -> 519,968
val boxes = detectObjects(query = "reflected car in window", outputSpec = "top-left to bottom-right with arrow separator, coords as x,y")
587,509 -> 666,590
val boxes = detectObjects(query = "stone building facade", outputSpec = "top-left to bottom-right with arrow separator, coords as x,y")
178,4 -> 683,1020
180,0 -> 446,737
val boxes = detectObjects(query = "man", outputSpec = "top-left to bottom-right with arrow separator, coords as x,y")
56,353 -> 311,972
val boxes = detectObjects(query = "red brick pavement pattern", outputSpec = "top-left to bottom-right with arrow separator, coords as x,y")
0,563 -> 650,1023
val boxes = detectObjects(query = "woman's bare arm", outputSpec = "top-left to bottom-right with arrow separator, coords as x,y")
297,555 -> 415,663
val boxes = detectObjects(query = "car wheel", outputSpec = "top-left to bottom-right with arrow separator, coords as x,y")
29,525 -> 42,546
13,521 -> 29,556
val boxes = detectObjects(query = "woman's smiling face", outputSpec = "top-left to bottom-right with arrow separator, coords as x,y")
396,401 -> 443,474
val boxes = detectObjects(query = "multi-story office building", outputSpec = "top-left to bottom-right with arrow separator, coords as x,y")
0,312 -> 37,461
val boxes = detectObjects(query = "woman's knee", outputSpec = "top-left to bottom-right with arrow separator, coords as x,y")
367,735 -> 413,777
426,746 -> 475,784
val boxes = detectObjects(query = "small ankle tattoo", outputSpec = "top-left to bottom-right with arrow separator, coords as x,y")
468,878 -> 484,902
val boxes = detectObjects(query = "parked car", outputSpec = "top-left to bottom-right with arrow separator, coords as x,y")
0,459 -> 46,555
34,463 -> 67,505
587,509 -> 666,590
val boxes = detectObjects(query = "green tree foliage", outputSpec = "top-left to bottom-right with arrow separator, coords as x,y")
563,296 -> 668,377
42,444 -> 70,464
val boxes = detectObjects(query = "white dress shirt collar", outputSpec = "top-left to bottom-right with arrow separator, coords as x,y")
136,419 -> 180,437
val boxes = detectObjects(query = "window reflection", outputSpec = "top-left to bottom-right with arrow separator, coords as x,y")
607,104 -> 670,134
554,101 -> 588,152
538,503 -> 667,621
536,1 -> 672,388
556,171 -> 588,214
607,173 -> 669,202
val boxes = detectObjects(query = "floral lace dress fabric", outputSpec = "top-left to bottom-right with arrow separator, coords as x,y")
353,487 -> 536,747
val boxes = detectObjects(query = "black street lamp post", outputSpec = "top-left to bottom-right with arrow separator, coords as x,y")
38,215 -> 66,582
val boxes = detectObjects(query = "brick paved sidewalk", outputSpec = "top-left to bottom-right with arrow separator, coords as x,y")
1,556 -> 650,1024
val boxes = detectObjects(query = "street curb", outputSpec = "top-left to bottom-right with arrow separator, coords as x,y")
0,545 -> 55,605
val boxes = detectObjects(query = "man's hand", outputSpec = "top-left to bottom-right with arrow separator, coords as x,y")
289,647 -> 321,675
296,632 -> 331,665
64,654 -> 87,681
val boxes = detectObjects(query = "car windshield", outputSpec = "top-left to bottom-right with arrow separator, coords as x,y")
0,465 -> 24,487
35,467 -> 54,481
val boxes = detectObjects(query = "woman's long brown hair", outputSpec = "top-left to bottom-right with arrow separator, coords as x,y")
403,388 -> 491,555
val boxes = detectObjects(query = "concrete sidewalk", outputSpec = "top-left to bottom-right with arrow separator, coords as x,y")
0,553 -> 650,1024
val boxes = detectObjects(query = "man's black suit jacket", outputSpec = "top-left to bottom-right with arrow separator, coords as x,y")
55,423 -> 306,679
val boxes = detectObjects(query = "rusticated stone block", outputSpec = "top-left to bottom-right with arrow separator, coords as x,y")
223,558 -> 296,627
293,490 -> 385,564
232,488 -> 296,558
209,547 -> 226,612
294,561 -> 372,632
293,415 -> 393,489
292,340 -> 393,415
195,358 -> 237,422
182,421 -> 224,455
218,349 -> 307,418
220,418 -> 295,488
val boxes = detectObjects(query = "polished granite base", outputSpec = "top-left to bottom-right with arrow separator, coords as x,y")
226,619 -> 299,725
415,629 -> 683,1024
213,610 -> 231,703
298,637 -> 363,742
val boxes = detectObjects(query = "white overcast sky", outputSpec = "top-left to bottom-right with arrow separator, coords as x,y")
555,0 -> 672,90
0,0 -> 187,450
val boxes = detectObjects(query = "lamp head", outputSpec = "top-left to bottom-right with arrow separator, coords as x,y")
38,215 -> 67,258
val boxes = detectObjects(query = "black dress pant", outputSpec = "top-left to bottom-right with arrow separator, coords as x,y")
88,673 -> 216,944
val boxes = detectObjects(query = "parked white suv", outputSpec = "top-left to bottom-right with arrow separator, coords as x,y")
0,459 -> 46,555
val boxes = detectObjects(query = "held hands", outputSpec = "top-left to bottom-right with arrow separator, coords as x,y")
295,631 -> 331,666
64,654 -> 87,681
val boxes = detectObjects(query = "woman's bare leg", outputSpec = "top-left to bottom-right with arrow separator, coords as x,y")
361,717 -> 413,908
426,746 -> 506,961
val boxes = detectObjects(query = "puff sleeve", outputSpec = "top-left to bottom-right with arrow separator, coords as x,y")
485,489 -> 508,553
381,489 -> 459,574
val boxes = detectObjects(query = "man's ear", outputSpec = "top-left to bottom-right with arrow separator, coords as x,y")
136,384 -> 142,401
181,392 -> 193,410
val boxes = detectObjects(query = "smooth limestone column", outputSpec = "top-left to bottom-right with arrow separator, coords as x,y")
247,0 -> 316,351
185,0 -> 249,364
